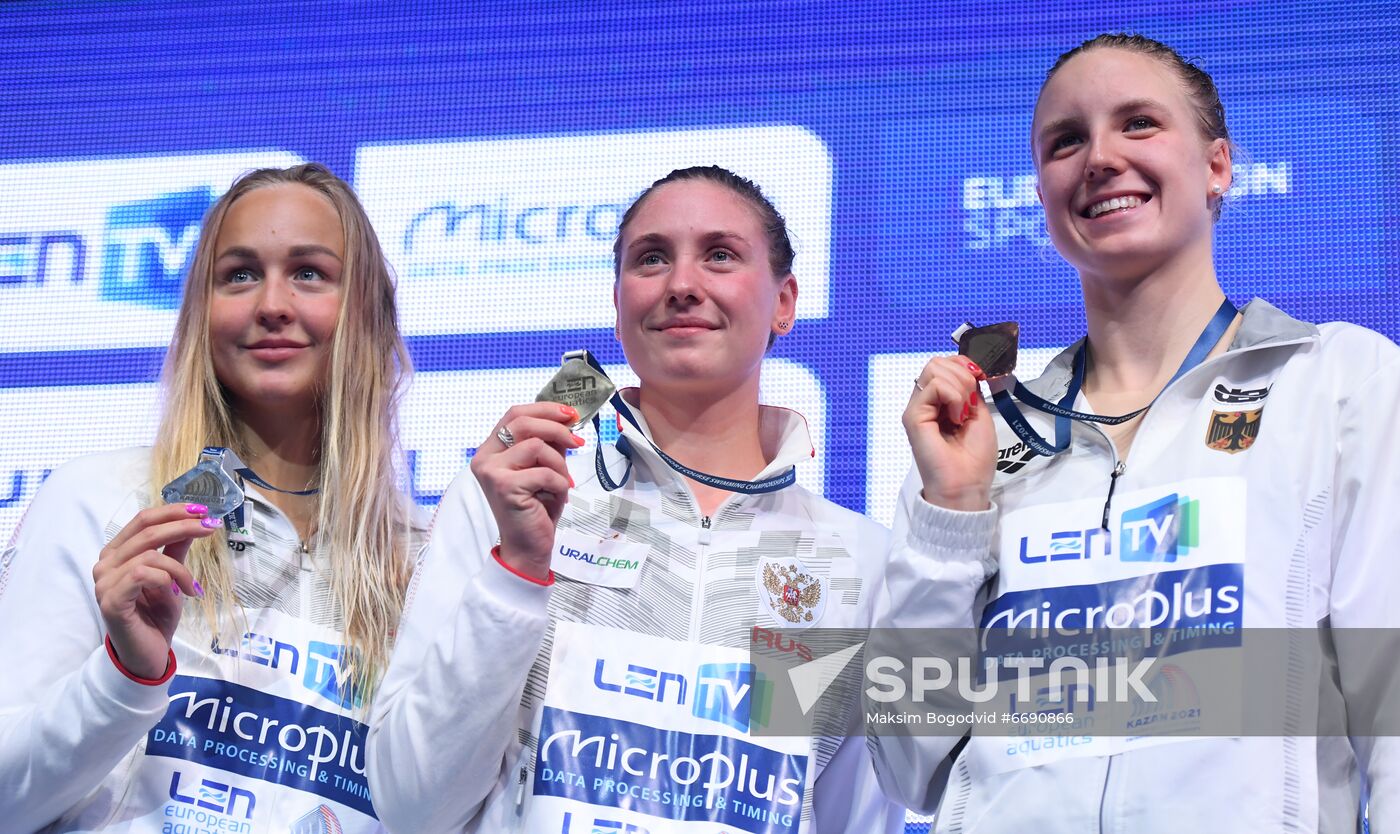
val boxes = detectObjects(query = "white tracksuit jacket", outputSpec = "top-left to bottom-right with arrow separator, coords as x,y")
870,299 -> 1400,833
0,446 -> 427,833
367,401 -> 906,834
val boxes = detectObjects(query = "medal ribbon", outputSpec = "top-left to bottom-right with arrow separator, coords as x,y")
572,351 -> 798,495
992,299 -> 1237,458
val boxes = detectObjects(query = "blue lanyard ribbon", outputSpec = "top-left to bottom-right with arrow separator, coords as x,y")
575,352 -> 797,495
236,467 -> 319,497
993,299 -> 1237,458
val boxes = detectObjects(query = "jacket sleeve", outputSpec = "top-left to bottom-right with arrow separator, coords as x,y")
866,467 -> 998,814
366,466 -> 552,833
0,459 -> 170,833
1326,331 -> 1400,831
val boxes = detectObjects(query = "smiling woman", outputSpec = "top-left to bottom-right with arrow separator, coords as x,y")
0,164 -> 426,832
367,166 -> 906,833
872,34 -> 1400,833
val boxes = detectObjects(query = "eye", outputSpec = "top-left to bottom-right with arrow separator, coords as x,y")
294,267 -> 326,281
1048,133 -> 1082,157
223,268 -> 257,285
709,249 -> 735,263
1126,115 -> 1159,132
637,251 -> 666,268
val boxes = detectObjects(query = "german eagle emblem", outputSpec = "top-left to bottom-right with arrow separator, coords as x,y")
1206,408 -> 1263,454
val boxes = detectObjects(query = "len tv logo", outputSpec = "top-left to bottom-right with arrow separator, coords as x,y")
1119,493 -> 1199,562
101,186 -> 215,308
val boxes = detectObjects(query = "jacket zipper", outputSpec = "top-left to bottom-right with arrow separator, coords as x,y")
1101,461 -> 1126,530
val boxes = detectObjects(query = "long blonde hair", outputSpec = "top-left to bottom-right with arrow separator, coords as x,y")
152,163 -> 413,706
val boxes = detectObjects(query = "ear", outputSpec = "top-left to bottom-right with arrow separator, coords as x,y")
1035,181 -> 1043,207
771,273 -> 798,335
612,279 -> 622,341
1207,137 -> 1233,196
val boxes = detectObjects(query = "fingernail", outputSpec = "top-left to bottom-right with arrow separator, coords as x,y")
200,516 -> 223,529
960,403 -> 971,422
561,405 -> 579,420
966,361 -> 986,380
568,474 -> 576,489
185,503 -> 208,515
171,582 -> 181,596
572,433 -> 586,447
193,580 -> 205,597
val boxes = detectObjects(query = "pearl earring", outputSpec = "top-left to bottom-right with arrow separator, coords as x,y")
1212,184 -> 1223,194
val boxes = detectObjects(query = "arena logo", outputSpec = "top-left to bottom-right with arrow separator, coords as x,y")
959,161 -> 1293,250
355,126 -> 833,336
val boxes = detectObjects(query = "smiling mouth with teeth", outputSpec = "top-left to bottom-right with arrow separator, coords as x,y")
1085,195 -> 1148,218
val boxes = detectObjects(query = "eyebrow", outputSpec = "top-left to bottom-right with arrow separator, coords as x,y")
1036,98 -> 1171,145
215,244 -> 343,262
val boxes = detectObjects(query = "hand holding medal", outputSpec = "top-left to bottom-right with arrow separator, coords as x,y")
472,353 -> 606,580
904,323 -> 1011,512
94,453 -> 237,681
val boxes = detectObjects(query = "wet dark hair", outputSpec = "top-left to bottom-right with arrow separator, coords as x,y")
1045,34 -> 1232,219
612,165 -> 796,279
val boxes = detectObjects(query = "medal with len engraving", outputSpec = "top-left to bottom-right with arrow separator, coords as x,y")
536,350 -> 616,430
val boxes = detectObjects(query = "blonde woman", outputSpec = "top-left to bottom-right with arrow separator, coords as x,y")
0,163 -> 423,832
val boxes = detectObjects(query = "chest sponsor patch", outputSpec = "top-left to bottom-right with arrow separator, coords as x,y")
527,622 -> 811,834
1212,383 -> 1271,404
551,526 -> 650,589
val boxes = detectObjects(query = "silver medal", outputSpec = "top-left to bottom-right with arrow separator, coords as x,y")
536,350 -> 617,429
160,446 -> 246,518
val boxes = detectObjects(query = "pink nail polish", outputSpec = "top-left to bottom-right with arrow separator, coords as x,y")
193,580 -> 205,597
186,503 -> 208,515
200,516 -> 222,529
171,582 -> 181,596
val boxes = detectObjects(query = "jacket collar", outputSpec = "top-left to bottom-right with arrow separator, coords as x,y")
1021,297 -> 1318,401
612,388 -> 815,488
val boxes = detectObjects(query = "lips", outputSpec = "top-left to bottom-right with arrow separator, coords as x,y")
1081,193 -> 1150,219
654,317 -> 719,334
245,338 -> 308,360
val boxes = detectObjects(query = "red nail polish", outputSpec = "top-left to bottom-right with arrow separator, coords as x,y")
960,403 -> 971,422
568,474 -> 576,489
185,503 -> 208,515
573,433 -> 586,447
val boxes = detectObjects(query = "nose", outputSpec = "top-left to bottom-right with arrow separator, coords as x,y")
254,273 -> 295,327
1083,130 -> 1124,182
664,258 -> 705,307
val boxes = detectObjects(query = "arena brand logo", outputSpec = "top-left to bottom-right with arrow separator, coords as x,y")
99,186 -> 214,309
168,769 -> 257,818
